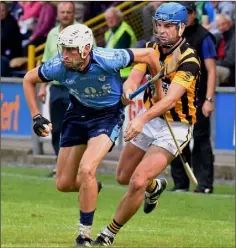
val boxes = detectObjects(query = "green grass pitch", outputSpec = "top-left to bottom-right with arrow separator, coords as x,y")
1,166 -> 235,248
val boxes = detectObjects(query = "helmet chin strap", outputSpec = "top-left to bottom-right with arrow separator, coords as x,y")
178,23 -> 185,37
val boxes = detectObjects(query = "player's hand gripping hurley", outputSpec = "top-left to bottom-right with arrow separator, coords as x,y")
129,47 -> 198,186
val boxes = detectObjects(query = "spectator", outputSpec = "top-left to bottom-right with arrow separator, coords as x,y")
104,7 -> 137,78
18,1 -> 43,40
1,1 -> 22,77
85,2 -> 120,21
37,1 -> 75,177
23,2 -> 57,56
171,2 -> 216,194
196,1 -> 235,34
215,13 -> 235,86
140,2 -> 163,40
8,1 -> 23,21
212,1 -> 235,18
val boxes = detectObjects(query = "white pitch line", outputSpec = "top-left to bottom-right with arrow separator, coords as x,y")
2,172 -> 234,198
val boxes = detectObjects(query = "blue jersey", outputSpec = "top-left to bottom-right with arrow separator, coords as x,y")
38,47 -> 134,109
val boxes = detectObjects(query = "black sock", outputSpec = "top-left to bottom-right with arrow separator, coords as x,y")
80,210 -> 95,226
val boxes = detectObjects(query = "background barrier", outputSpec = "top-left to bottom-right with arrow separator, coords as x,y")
1,78 -> 31,138
1,77 -> 235,153
214,87 -> 235,150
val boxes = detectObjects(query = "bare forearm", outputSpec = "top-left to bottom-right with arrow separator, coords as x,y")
123,78 -> 138,92
140,96 -> 175,123
23,79 -> 40,117
23,68 -> 42,117
123,69 -> 145,92
204,58 -> 216,98
130,48 -> 160,75
153,79 -> 165,102
206,69 -> 216,98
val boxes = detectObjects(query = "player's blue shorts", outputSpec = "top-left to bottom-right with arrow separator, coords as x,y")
59,95 -> 125,150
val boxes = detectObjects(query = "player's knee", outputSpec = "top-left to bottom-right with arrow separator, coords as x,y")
56,178 -> 75,192
116,173 -> 129,185
79,165 -> 96,182
129,175 -> 146,193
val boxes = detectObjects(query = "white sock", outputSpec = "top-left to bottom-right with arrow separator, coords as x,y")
79,223 -> 92,238
103,227 -> 116,238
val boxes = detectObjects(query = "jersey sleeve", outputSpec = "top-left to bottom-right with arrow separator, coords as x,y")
133,62 -> 147,73
92,47 -> 134,73
201,35 -> 217,59
112,48 -> 134,72
38,55 -> 63,83
133,41 -> 156,73
173,55 -> 200,89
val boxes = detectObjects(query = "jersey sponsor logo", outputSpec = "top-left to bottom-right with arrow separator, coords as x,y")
179,71 -> 193,82
80,76 -> 92,80
84,87 -> 97,94
64,79 -> 76,85
78,84 -> 112,98
98,75 -> 106,82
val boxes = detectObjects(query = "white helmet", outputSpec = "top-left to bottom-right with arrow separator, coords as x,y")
57,23 -> 93,59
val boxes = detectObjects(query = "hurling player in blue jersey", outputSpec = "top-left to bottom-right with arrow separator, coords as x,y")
23,23 -> 160,247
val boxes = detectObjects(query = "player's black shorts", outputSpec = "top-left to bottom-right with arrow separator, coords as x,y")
60,95 -> 125,150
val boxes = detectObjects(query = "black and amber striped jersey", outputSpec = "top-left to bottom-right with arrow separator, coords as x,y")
133,38 -> 200,125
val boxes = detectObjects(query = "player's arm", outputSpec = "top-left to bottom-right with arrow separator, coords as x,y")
129,48 -> 164,102
124,81 -> 188,142
123,69 -> 145,92
23,67 -> 44,117
152,78 -> 165,102
140,82 -> 187,122
130,48 -> 161,78
121,69 -> 146,105
23,66 -> 52,137
139,59 -> 200,123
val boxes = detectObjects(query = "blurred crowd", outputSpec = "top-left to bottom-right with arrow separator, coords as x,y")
1,1 -> 235,86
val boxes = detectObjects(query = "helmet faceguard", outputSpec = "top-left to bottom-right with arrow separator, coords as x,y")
57,24 -> 94,70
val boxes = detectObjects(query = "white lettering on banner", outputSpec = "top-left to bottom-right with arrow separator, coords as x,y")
123,92 -> 144,132
128,99 -> 144,121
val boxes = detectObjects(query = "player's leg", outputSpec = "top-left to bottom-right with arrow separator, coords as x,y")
79,134 -> 113,211
54,101 -> 100,247
116,140 -> 148,185
116,145 -> 172,221
76,102 -> 125,246
143,119 -> 192,213
93,145 -> 173,246
74,134 -> 113,247
93,119 -> 192,246
116,109 -> 155,185
56,145 -> 86,192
